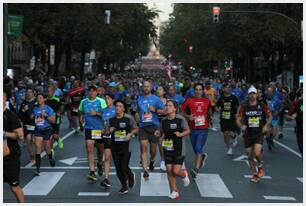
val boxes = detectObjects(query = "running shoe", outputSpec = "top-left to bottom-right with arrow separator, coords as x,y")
278,133 -> 283,139
34,170 -> 40,176
119,186 -> 129,194
160,161 -> 166,172
149,160 -> 155,171
87,172 -> 97,182
97,163 -> 103,176
227,147 -> 233,156
128,172 -> 136,188
182,170 -> 190,187
211,127 -> 218,132
101,178 -> 111,187
168,191 -> 180,199
49,159 -> 55,167
190,168 -> 199,179
57,137 -> 64,149
200,153 -> 208,168
257,166 -> 264,178
143,170 -> 149,180
250,174 -> 259,183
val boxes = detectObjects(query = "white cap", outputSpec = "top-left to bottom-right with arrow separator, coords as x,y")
248,86 -> 257,94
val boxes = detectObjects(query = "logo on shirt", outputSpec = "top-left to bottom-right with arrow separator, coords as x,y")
119,122 -> 126,128
170,123 -> 177,129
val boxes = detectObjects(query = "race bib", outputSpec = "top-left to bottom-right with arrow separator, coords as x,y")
224,102 -> 231,111
26,125 -> 35,131
35,117 -> 45,127
91,130 -> 102,139
162,139 -> 174,151
248,117 -> 260,128
142,112 -> 153,123
114,130 -> 127,142
195,115 -> 205,126
72,108 -> 79,113
222,111 -> 231,120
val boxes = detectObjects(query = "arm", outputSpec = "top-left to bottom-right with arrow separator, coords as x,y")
4,127 -> 24,140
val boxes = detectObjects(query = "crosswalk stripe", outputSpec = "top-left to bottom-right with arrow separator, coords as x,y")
78,192 -> 110,196
244,175 -> 272,179
195,173 -> 233,198
140,172 -> 170,196
23,172 -> 65,195
296,177 -> 303,183
263,196 -> 296,201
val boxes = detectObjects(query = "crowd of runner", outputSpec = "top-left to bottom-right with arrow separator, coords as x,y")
3,70 -> 303,201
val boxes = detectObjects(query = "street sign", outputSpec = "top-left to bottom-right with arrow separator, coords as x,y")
105,10 -> 111,25
8,15 -> 24,37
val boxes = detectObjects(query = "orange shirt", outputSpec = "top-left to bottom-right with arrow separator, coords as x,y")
204,87 -> 217,106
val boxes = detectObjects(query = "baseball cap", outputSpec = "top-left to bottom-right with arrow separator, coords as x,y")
248,86 -> 257,94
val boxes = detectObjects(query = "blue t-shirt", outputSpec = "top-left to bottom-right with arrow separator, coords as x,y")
267,96 -> 281,120
79,97 -> 106,130
54,88 -> 64,97
102,106 -> 116,128
167,94 -> 185,105
33,105 -> 55,130
232,87 -> 242,101
137,94 -> 164,128
184,88 -> 195,99
15,89 -> 26,112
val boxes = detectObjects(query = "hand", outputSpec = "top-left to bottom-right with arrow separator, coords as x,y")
126,133 -> 133,141
109,127 -> 116,133
42,111 -> 48,118
241,125 -> 247,132
80,117 -> 84,125
262,125 -> 269,134
174,131 -> 182,137
154,130 -> 161,137
149,106 -> 156,113
90,110 -> 97,116
189,114 -> 196,121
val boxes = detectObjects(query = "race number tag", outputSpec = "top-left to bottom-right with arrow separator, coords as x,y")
142,112 -> 153,123
35,117 -> 45,127
195,115 -> 205,126
162,139 -> 174,151
26,125 -> 35,131
114,130 -> 127,142
248,117 -> 260,128
222,111 -> 231,120
72,108 -> 79,113
91,130 -> 102,139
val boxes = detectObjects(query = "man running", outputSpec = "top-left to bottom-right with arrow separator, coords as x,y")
236,86 -> 272,183
182,83 -> 211,178
216,83 -> 240,155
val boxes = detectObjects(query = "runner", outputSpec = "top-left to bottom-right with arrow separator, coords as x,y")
109,100 -> 138,194
204,81 -> 218,131
181,83 -> 211,178
79,86 -> 105,181
215,83 -> 240,155
33,93 -> 57,175
100,94 -> 115,187
155,99 -> 190,199
167,84 -> 185,107
3,92 -> 25,203
236,86 -> 272,183
137,80 -> 165,180
18,87 -> 36,164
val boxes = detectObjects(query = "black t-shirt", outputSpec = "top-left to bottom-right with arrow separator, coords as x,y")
3,109 -> 22,160
18,99 -> 36,125
46,96 -> 63,124
216,94 -> 239,121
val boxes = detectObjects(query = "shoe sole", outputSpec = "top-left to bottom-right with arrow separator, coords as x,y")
119,190 -> 129,194
87,177 -> 97,181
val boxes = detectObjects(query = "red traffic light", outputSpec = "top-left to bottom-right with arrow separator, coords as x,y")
213,7 -> 220,15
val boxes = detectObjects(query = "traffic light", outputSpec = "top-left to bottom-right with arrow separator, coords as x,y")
105,10 -> 111,25
212,7 -> 220,24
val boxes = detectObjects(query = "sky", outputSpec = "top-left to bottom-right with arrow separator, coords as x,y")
147,2 -> 173,22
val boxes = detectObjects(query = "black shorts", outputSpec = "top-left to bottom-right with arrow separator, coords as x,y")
165,155 -> 185,165
139,125 -> 159,144
85,129 -> 104,144
51,124 -> 60,134
100,138 -> 112,149
244,136 -> 263,148
220,120 -> 237,132
23,125 -> 35,136
35,128 -> 54,140
3,157 -> 20,187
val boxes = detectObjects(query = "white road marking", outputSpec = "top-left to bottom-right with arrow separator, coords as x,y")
273,140 -> 302,158
78,192 -> 110,196
263,196 -> 296,201
23,172 -> 65,195
59,157 -> 78,165
297,177 -> 303,183
24,129 -> 77,168
140,172 -> 170,196
21,166 -> 158,170
244,175 -> 272,179
195,173 -> 233,198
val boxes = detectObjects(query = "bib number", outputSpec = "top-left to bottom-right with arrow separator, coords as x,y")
222,111 -> 231,120
91,130 -> 102,139
248,117 -> 260,128
143,112 -> 153,123
162,139 -> 174,151
26,125 -> 35,131
114,130 -> 127,142
195,115 -> 205,126
35,117 -> 45,127
72,108 -> 79,113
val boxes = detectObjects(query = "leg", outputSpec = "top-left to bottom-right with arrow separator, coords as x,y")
246,147 -> 257,174
112,151 -> 126,187
35,137 -> 43,172
194,130 -> 208,169
223,131 -> 231,148
297,128 -> 303,154
166,164 -> 177,192
97,143 -> 104,167
10,186 -> 25,203
86,140 -> 96,172
253,144 -> 263,166
26,133 -> 34,161
149,142 -> 157,163
104,148 -> 111,179
173,164 -> 185,178
140,140 -> 149,171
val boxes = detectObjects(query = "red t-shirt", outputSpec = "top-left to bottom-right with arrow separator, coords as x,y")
181,97 -> 211,129
67,87 -> 85,109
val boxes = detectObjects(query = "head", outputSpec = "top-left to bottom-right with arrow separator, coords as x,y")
87,86 -> 97,99
165,99 -> 178,115
97,86 -> 105,97
156,86 -> 166,98
17,80 -> 25,89
105,94 -> 115,107
26,87 -> 35,100
257,89 -> 264,100
194,83 -> 204,98
248,86 -> 258,102
47,85 -> 55,97
223,84 -> 232,96
37,93 -> 46,105
114,100 -> 126,115
266,87 -> 274,99
72,80 -> 79,88
168,85 -> 176,96
143,81 -> 152,95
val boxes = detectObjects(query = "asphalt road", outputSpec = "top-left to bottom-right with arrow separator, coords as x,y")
3,114 -> 303,203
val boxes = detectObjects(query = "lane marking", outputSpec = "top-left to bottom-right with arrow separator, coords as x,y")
24,129 -> 77,168
263,196 -> 296,201
195,173 -> 233,198
273,139 -> 302,158
59,157 -> 78,165
78,192 -> 110,196
140,172 -> 170,196
23,172 -> 65,196
297,177 -> 303,183
21,166 -> 160,170
244,175 -> 272,179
